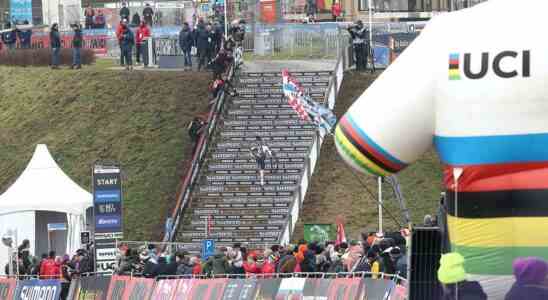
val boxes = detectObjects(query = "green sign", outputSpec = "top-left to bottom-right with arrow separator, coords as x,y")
304,224 -> 335,243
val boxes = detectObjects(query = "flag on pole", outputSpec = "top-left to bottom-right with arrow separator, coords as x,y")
282,69 -> 337,135
282,69 -> 311,122
335,218 -> 347,246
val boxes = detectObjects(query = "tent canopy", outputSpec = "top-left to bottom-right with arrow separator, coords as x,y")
0,144 -> 92,215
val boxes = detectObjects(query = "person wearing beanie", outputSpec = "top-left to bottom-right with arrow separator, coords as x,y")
438,252 -> 486,300
505,257 -> 548,300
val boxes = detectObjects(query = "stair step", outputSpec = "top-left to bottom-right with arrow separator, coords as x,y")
179,230 -> 282,240
198,184 -> 298,193
211,151 -> 308,159
237,82 -> 329,89
197,190 -> 294,197
205,180 -> 299,187
220,130 -> 316,138
188,219 -> 286,229
233,103 -> 293,109
193,201 -> 291,209
236,87 -> 327,95
227,108 -> 298,115
207,158 -> 304,165
216,140 -> 312,149
241,71 -> 332,78
207,162 -> 305,170
195,195 -> 293,203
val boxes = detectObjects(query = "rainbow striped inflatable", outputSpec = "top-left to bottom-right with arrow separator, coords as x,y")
335,1 -> 548,298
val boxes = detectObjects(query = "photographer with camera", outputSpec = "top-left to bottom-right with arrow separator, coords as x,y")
347,20 -> 369,72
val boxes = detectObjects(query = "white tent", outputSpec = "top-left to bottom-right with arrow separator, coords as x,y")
0,144 -> 92,273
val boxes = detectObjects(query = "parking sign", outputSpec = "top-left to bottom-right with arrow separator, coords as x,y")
202,239 -> 215,260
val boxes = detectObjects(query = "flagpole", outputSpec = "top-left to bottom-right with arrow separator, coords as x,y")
224,0 -> 228,37
378,176 -> 383,234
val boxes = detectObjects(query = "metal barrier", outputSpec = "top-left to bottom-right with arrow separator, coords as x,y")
247,23 -> 349,59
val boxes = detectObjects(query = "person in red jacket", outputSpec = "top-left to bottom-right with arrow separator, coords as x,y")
40,251 -> 60,279
191,256 -> 202,275
136,20 -> 151,67
116,20 -> 126,66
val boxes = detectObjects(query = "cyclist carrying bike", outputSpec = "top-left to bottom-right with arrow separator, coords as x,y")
250,136 -> 274,186
228,19 -> 246,67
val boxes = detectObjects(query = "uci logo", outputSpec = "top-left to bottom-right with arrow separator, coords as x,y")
449,50 -> 530,80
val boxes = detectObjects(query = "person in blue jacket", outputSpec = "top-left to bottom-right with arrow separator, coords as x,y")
16,20 -> 32,49
178,22 -> 193,70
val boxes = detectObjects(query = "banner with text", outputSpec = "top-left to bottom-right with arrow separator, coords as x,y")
14,279 -> 61,300
93,163 -> 123,274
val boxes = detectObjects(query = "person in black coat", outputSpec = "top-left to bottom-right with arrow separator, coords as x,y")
71,23 -> 83,69
1,22 -> 17,52
142,3 -> 154,26
119,2 -> 130,22
194,22 -> 210,71
178,22 -> 193,70
347,20 -> 369,71
50,23 -> 61,69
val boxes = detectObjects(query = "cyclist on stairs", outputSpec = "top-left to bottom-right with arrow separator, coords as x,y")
250,136 -> 274,186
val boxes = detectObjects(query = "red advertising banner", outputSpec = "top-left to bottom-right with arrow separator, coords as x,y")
389,284 -> 407,300
106,275 -> 131,300
188,278 -> 229,300
0,278 -> 16,300
122,277 -> 155,300
173,279 -> 197,300
150,279 -> 180,300
28,35 -> 109,54
327,278 -> 364,300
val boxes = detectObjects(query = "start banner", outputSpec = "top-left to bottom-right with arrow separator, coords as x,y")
0,278 -> 16,300
14,279 -> 61,300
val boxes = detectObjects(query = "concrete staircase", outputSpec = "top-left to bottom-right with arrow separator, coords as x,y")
174,70 -> 332,251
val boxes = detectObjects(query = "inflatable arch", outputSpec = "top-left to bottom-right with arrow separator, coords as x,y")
335,0 -> 548,297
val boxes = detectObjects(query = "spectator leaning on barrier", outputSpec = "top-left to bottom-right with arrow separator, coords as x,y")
1,22 -> 16,52
136,20 -> 150,67
71,23 -> 83,69
438,252 -> 487,300
178,22 -> 193,70
40,251 -> 60,278
143,3 -> 154,27
84,5 -> 95,29
50,23 -> 61,69
204,247 -> 230,276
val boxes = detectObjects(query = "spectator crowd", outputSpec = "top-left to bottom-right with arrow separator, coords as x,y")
114,231 -> 408,279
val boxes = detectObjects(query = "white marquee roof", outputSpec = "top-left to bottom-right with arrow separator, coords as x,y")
0,144 -> 92,215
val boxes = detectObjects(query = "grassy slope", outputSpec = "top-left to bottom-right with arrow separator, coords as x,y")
0,62 -> 210,240
294,71 -> 443,241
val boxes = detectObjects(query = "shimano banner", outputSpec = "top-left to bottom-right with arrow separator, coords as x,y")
14,279 -> 61,300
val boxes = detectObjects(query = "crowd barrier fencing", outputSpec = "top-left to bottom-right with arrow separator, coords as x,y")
0,271 -> 407,299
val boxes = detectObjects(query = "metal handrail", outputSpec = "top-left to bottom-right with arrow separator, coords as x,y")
163,65 -> 235,243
